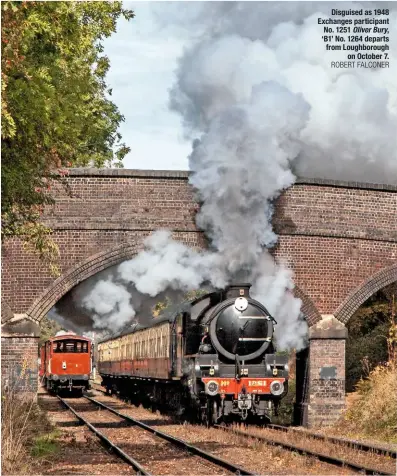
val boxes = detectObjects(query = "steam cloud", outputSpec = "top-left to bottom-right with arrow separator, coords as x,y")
163,1 -> 397,184
50,2 -> 396,350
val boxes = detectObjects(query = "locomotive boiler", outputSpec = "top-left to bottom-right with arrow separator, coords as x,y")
97,284 -> 289,425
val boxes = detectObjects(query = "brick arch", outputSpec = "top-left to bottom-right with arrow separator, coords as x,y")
1,300 -> 14,323
335,262 -> 397,324
293,286 -> 322,327
26,233 -> 322,325
27,241 -> 143,322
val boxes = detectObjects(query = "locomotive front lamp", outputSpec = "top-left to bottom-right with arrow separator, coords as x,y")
235,297 -> 248,311
270,381 -> 284,396
206,380 -> 219,396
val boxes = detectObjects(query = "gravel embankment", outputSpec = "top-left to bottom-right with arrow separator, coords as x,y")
57,396 -> 230,475
38,390 -> 135,475
88,390 -> 357,475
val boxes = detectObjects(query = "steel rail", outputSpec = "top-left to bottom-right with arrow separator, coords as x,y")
57,396 -> 150,475
266,424 -> 397,459
214,424 -> 394,476
92,383 -> 396,459
85,395 -> 256,475
91,383 -> 396,472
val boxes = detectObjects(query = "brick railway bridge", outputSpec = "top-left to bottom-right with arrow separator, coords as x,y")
2,169 -> 397,427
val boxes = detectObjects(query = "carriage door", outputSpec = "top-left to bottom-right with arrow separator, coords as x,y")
171,314 -> 184,377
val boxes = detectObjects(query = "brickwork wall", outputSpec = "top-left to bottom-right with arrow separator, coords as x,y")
2,231 -> 206,318
1,170 -> 396,326
274,182 -> 397,242
274,236 -> 397,316
1,336 -> 39,396
308,338 -> 346,427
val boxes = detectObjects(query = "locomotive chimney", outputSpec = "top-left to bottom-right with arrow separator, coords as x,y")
224,283 -> 252,299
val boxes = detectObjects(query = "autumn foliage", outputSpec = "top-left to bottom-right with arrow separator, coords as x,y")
1,1 -> 134,272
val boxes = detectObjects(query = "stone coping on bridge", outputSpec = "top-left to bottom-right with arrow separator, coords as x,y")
65,168 -> 397,192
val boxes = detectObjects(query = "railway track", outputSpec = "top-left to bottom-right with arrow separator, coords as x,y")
57,394 -> 255,475
90,383 -> 395,475
214,424 -> 396,476
266,423 -> 397,459
57,396 -> 149,475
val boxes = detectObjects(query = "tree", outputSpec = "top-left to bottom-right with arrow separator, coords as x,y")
1,1 -> 134,273
38,315 -> 63,349
152,289 -> 210,317
346,284 -> 396,392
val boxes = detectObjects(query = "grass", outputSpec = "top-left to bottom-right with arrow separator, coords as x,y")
30,430 -> 60,458
1,375 -> 60,474
341,361 -> 397,443
337,308 -> 397,444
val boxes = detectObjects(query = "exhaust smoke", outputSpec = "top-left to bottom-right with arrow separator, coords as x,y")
50,2 -> 396,349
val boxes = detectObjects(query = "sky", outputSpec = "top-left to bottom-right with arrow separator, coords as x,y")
103,2 -> 192,170
102,2 -> 397,182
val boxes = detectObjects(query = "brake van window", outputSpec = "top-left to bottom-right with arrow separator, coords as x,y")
53,340 -> 88,353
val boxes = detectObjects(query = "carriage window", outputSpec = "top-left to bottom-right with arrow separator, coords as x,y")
52,340 -> 88,353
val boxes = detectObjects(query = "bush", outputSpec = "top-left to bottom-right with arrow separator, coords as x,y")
274,378 -> 296,425
1,376 -> 52,474
346,323 -> 389,392
343,362 -> 397,441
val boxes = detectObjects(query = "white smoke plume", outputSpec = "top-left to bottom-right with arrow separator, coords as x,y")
163,1 -> 397,184
51,2 -> 397,349
55,79 -> 310,348
81,279 -> 136,330
50,263 -> 211,336
250,254 -> 307,350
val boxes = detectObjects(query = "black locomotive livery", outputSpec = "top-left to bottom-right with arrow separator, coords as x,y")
97,284 -> 289,425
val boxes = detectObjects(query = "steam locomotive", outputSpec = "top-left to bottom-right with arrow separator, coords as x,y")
97,284 -> 289,425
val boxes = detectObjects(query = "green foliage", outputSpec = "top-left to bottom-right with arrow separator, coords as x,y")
273,378 -> 296,425
346,290 -> 391,392
152,297 -> 172,317
1,1 -> 134,268
39,315 -> 63,348
183,288 -> 209,301
30,431 -> 60,458
21,221 -> 62,277
152,289 -> 210,317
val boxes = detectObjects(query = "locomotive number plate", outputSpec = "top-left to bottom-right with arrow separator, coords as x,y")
248,380 -> 266,387
220,380 -> 230,386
